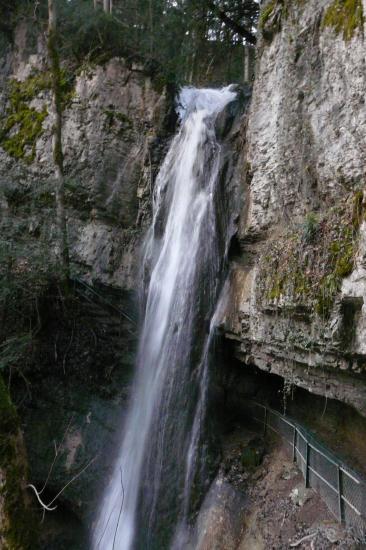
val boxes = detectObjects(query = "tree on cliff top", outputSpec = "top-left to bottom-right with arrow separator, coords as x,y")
47,0 -> 70,286
1,0 -> 259,84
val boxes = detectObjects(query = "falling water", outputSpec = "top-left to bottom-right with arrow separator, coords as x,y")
93,86 -> 236,550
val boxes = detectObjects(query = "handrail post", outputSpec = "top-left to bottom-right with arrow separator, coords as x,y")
292,427 -> 297,463
305,441 -> 310,488
337,466 -> 344,523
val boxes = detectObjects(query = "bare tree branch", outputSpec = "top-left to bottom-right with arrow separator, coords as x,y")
39,415 -> 74,494
207,0 -> 257,45
27,455 -> 97,516
47,455 -> 98,508
27,485 -> 57,511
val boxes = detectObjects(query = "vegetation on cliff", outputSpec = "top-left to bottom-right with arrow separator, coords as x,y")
0,178 -> 63,389
258,0 -> 305,40
0,77 -> 48,163
258,0 -> 280,32
258,191 -> 365,319
1,0 -> 259,85
259,0 -> 364,43
0,70 -> 73,163
322,0 -> 364,41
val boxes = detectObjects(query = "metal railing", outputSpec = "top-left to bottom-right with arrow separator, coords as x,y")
243,400 -> 366,531
71,276 -> 137,326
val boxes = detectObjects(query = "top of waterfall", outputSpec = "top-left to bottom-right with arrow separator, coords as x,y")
176,86 -> 237,121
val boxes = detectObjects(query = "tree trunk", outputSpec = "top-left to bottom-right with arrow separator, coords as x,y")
103,0 -> 110,13
47,0 -> 70,287
149,0 -> 153,55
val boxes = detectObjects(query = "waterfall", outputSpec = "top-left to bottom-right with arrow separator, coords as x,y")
92,86 -> 236,550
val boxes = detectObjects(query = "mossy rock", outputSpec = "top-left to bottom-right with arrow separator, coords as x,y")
322,0 -> 364,41
0,75 -> 49,163
0,70 -> 74,164
103,108 -> 134,136
259,0 -> 283,40
259,0 -> 306,41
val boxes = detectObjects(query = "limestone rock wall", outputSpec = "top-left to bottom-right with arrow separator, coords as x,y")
0,22 -> 174,290
223,0 -> 366,415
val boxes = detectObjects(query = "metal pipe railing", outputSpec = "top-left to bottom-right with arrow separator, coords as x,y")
71,276 -> 137,326
244,400 -> 366,530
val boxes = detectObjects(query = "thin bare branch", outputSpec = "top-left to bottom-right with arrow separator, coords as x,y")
113,468 -> 125,550
27,485 -> 57,511
39,415 -> 74,494
47,454 -> 98,507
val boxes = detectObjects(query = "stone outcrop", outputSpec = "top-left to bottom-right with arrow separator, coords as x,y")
0,22 -> 174,290
223,0 -> 366,416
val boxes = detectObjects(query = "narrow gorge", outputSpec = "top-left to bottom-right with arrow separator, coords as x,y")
0,0 -> 366,549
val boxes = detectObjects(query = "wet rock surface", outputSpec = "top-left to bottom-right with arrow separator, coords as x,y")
223,0 -> 366,416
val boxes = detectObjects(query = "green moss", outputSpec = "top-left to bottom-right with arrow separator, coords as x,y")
0,375 -> 37,549
301,212 -> 319,243
322,0 -> 364,41
12,73 -> 51,101
335,241 -> 354,277
1,107 -> 48,163
0,70 -> 74,163
259,0 -> 306,39
259,0 -> 277,30
0,76 -> 49,163
268,274 -> 284,300
315,273 -> 341,317
294,269 -> 311,297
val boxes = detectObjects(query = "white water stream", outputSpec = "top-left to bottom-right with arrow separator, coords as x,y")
93,86 -> 236,550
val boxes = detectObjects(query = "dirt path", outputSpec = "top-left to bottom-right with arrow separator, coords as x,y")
198,426 -> 362,549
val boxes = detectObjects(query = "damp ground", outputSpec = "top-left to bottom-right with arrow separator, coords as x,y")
196,426 -> 362,549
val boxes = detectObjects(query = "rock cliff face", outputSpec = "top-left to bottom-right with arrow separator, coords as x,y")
2,1 -> 366,545
223,0 -> 366,416
0,22 -> 174,290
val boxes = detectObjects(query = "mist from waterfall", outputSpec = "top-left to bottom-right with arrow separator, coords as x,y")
92,86 -> 236,550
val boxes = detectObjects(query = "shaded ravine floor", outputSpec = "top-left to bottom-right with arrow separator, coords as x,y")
196,427 -> 361,550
